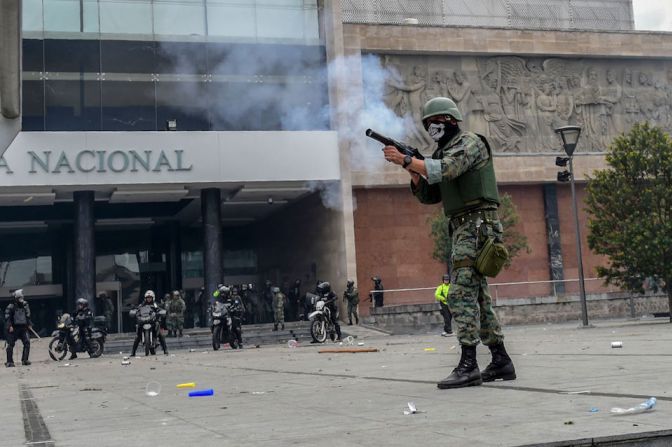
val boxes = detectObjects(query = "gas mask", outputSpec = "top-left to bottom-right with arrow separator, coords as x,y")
427,123 -> 446,141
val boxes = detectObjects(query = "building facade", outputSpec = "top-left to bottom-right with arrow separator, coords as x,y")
1,0 -> 670,331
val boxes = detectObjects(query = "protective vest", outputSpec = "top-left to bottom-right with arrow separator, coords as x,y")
434,283 -> 450,305
439,133 -> 500,217
13,307 -> 28,325
345,288 -> 359,305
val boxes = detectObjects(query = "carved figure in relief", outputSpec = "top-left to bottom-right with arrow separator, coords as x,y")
622,68 -> 640,124
637,72 -> 659,123
446,70 -> 475,115
600,69 -> 622,137
476,70 -> 526,152
574,67 -> 609,148
535,81 -> 558,149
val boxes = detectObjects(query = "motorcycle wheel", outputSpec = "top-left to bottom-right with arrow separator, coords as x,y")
48,337 -> 68,361
212,326 -> 221,351
310,319 -> 327,343
144,330 -> 152,356
88,340 -> 102,358
229,331 -> 239,350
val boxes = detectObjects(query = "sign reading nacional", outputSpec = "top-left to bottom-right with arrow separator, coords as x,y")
0,131 -> 340,187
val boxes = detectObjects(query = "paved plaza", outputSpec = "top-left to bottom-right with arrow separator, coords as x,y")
2,319 -> 672,446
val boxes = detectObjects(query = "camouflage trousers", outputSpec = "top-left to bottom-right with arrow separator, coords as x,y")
448,216 -> 505,347
166,315 -> 184,332
347,302 -> 359,322
274,308 -> 284,324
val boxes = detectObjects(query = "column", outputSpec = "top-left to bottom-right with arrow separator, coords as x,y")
167,222 -> 182,292
543,184 -> 565,294
201,189 -> 222,320
73,191 -> 96,313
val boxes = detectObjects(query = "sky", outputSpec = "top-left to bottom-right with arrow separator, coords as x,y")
632,0 -> 672,31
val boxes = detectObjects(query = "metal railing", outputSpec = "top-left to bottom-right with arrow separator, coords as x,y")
368,277 -> 622,302
342,0 -> 634,31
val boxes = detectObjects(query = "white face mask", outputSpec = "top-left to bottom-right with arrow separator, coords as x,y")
427,123 -> 446,141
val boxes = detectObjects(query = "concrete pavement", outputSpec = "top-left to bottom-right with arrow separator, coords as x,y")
2,318 -> 672,446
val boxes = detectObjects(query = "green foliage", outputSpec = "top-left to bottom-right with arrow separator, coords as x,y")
586,122 -> 672,300
428,193 -> 530,268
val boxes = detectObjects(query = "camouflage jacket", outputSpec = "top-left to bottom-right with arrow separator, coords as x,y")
412,130 -> 491,205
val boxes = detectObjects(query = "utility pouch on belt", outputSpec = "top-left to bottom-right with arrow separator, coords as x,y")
475,237 -> 509,277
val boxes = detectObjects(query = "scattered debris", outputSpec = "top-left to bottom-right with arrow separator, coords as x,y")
318,347 -> 378,354
287,340 -> 298,348
121,360 -> 131,366
188,389 -> 214,397
357,342 -> 365,346
344,336 -> 355,346
561,390 -> 591,395
449,345 -> 456,350
176,383 -> 196,389
611,397 -> 656,415
424,348 -> 436,352
251,391 -> 266,395
145,382 -> 162,397
80,388 -> 102,392
404,402 -> 418,415
563,421 -> 574,425
590,407 -> 599,413
611,341 -> 623,348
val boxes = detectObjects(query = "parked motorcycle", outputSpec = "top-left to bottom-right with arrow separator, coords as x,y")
130,305 -> 166,356
309,297 -> 336,343
48,313 -> 106,361
210,301 -> 240,350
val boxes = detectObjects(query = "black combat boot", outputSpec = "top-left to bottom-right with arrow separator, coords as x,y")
437,345 -> 482,389
6,348 -> 14,367
481,343 -> 516,382
178,329 -> 183,338
273,324 -> 278,331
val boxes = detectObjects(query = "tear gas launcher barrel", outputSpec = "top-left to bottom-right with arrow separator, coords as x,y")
365,129 -> 424,160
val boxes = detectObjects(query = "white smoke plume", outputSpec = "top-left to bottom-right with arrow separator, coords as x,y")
156,43 -> 409,210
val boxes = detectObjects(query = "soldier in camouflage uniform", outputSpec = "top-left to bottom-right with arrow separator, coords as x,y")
166,290 -> 186,337
272,286 -> 285,331
383,96 -> 516,390
342,279 -> 359,325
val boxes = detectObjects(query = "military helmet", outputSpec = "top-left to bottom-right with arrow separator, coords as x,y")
76,297 -> 88,307
13,289 -> 24,300
144,290 -> 155,302
422,97 -> 463,123
347,279 -> 354,287
442,274 -> 450,281
371,276 -> 381,283
316,282 -> 331,294
241,283 -> 248,291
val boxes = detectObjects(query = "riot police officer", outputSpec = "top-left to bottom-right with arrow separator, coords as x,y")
272,287 -> 285,331
68,298 -> 94,360
317,282 -> 341,342
4,289 -> 32,367
130,290 -> 169,356
343,280 -> 360,325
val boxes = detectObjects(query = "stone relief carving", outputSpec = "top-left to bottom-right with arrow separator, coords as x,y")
374,55 -> 672,153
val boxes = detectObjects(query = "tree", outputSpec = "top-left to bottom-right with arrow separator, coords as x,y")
429,193 -> 529,270
586,122 -> 672,322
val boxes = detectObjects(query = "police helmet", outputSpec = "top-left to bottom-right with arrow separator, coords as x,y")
76,298 -> 88,308
316,282 -> 331,294
371,276 -> 381,283
347,279 -> 354,287
421,97 -> 463,126
13,289 -> 24,300
241,283 -> 248,291
217,284 -> 230,296
144,290 -> 155,302
442,274 -> 450,282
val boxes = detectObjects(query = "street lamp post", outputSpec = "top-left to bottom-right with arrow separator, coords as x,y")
554,125 -> 589,327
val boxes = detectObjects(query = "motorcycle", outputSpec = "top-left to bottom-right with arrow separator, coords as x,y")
210,301 -> 241,350
130,305 -> 166,356
309,297 -> 337,343
48,313 -> 106,361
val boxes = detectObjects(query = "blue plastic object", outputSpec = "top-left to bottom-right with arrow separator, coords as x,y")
188,389 -> 214,397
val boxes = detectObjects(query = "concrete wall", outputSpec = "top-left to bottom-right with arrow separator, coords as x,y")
363,293 -> 670,333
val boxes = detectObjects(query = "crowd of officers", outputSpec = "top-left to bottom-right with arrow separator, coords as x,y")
3,277 -> 377,366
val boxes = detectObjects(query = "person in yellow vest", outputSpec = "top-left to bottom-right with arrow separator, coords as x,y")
435,274 -> 453,337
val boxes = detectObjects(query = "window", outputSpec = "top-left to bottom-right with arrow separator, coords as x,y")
153,0 -> 206,36
99,0 -> 153,35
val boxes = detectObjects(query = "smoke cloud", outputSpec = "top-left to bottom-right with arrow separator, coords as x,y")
157,42 -> 408,210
